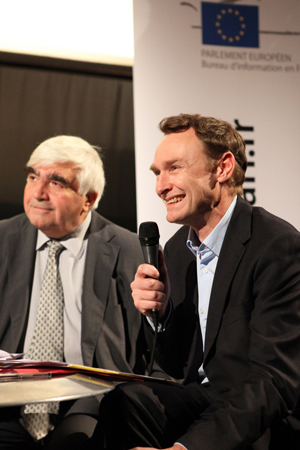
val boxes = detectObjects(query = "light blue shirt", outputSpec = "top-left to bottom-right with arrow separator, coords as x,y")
175,197 -> 237,450
186,196 -> 237,378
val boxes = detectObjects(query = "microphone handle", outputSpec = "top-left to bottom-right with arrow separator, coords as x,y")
141,244 -> 159,268
141,244 -> 160,318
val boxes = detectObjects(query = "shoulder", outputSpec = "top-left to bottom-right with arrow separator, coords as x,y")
89,211 -> 141,249
0,214 -> 36,266
230,196 -> 298,236
240,197 -> 299,239
230,197 -> 300,257
252,207 -> 300,258
0,213 -> 31,235
87,212 -> 144,267
252,206 -> 298,234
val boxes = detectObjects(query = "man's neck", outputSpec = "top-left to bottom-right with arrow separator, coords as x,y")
195,194 -> 236,242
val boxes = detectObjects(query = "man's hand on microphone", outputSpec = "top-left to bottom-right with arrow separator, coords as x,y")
131,250 -> 170,320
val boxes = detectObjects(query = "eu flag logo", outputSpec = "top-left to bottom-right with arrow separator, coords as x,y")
202,2 -> 259,48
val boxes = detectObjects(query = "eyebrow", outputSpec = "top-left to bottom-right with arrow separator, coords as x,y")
150,158 -> 184,173
49,173 -> 71,186
24,166 -> 37,176
25,166 -> 72,186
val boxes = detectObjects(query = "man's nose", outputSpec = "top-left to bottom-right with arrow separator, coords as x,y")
156,173 -> 171,196
33,180 -> 49,199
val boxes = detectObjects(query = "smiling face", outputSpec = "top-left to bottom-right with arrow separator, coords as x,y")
150,128 -> 231,234
24,162 -> 95,238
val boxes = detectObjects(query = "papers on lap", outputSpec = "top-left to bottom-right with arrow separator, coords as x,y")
0,349 -> 172,383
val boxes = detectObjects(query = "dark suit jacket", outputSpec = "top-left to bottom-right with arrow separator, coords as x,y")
150,196 -> 300,449
0,211 -> 146,414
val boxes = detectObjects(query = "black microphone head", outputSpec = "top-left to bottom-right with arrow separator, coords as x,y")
139,222 -> 160,246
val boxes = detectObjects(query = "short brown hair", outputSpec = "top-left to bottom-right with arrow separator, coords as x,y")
159,113 -> 247,195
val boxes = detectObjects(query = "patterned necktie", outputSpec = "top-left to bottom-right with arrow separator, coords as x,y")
22,240 -> 65,440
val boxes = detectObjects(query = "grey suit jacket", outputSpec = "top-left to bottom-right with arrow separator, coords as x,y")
147,196 -> 300,449
0,211 -> 146,413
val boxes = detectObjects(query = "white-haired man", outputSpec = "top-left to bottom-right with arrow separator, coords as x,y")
0,136 -> 146,449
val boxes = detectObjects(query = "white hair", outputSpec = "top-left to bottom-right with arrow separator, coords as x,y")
26,135 -> 105,209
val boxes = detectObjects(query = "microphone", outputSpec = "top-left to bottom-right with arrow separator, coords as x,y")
138,221 -> 160,322
138,221 -> 160,375
138,221 -> 160,269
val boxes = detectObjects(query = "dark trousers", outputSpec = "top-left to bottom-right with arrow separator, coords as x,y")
86,381 -> 214,450
85,381 -> 300,450
0,403 -> 97,450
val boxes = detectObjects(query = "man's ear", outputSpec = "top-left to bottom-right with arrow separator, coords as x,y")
83,191 -> 98,212
216,152 -> 235,184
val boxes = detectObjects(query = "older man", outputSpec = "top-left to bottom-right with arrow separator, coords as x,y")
0,136 -> 146,449
87,114 -> 300,450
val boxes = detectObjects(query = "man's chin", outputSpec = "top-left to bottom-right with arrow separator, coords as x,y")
27,214 -> 53,232
165,202 -> 186,224
166,213 -> 185,225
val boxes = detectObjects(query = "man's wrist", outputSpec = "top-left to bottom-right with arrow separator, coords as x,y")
159,299 -> 171,324
146,299 -> 172,332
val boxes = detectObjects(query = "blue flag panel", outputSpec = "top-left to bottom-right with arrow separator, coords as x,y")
202,2 -> 259,48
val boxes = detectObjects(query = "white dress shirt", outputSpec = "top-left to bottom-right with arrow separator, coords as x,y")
24,212 -> 92,364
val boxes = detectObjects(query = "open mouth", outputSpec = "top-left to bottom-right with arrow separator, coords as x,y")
165,196 -> 185,205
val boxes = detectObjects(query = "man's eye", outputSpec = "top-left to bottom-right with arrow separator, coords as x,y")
51,181 -> 63,188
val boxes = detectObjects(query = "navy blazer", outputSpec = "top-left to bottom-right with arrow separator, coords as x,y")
150,196 -> 300,449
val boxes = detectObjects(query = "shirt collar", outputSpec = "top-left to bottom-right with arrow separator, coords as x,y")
36,211 -> 92,258
187,196 -> 237,257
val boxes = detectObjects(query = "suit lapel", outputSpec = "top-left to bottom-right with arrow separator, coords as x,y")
5,217 -> 37,350
203,197 -> 252,362
81,214 -> 120,366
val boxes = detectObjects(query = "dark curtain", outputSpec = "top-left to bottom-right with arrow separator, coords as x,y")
0,54 -> 137,231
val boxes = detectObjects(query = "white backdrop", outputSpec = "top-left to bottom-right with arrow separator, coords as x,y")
133,0 -> 300,246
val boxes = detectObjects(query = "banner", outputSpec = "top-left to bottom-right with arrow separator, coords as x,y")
133,0 -> 300,245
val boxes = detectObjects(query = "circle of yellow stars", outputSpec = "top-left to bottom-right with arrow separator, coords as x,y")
215,8 -> 246,43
